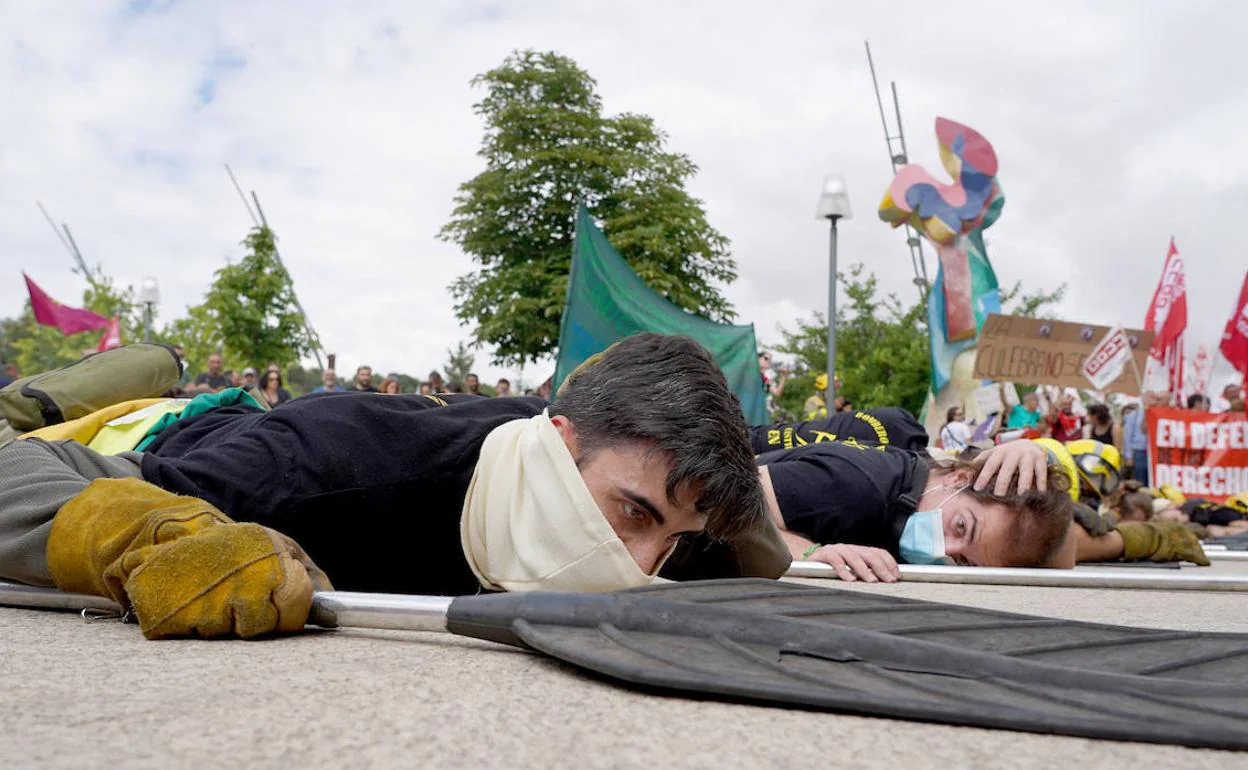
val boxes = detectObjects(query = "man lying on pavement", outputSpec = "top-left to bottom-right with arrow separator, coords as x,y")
759,437 -> 1209,582
0,334 -> 783,639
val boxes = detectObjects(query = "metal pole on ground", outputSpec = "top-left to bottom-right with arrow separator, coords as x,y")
785,561 -> 1248,591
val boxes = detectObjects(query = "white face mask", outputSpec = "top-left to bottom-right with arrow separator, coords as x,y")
460,411 -> 655,593
898,484 -> 967,565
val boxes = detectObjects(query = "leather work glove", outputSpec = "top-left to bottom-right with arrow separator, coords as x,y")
1115,521 -> 1211,566
47,477 -> 330,639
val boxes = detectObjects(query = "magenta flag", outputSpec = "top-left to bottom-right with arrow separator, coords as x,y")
95,317 -> 122,351
24,273 -> 113,335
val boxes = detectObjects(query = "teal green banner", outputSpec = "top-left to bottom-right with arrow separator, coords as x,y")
553,206 -> 767,425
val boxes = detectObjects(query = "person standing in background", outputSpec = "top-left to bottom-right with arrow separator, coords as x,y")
192,353 -> 229,394
312,369 -> 345,394
257,370 -> 292,408
495,378 -> 512,397
1004,389 -> 1043,430
1047,393 -> 1084,442
1083,403 -> 1121,450
939,406 -> 972,453
757,351 -> 788,419
352,366 -> 379,393
1123,392 -> 1165,485
1211,383 -> 1243,413
803,374 -> 829,420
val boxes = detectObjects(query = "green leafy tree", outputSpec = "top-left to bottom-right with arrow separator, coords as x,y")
1000,280 -> 1067,318
159,302 -> 224,376
194,226 -> 315,372
441,50 -> 738,366
444,340 -> 476,386
283,364 -> 323,397
773,266 -> 1065,418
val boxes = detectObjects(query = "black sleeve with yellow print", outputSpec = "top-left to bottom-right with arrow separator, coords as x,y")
749,407 -> 929,454
760,441 -> 925,555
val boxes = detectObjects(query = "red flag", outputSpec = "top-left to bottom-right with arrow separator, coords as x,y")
1143,238 -> 1187,395
1220,272 -> 1248,377
24,273 -> 113,335
95,317 -> 122,352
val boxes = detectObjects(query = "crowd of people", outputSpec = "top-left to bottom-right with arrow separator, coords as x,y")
936,382 -> 1246,484
170,346 -> 535,407
924,380 -> 1248,550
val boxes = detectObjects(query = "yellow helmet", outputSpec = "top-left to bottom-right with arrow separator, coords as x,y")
1032,438 -> 1079,501
1225,493 -> 1248,514
1156,484 -> 1187,505
814,373 -> 828,391
1065,439 -> 1122,499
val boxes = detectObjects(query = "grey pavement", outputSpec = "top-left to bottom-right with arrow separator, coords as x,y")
3,565 -> 1248,769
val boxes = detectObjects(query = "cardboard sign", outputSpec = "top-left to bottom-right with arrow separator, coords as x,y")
1082,326 -> 1132,391
970,384 -> 1004,420
973,314 -> 1153,395
1148,407 -> 1248,503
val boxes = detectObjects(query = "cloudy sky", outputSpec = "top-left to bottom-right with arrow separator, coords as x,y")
1,0 -> 1244,390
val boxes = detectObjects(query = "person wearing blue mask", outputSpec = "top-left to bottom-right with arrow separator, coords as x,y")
756,440 -> 1075,582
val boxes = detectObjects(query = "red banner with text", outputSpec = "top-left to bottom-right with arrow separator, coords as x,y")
1147,407 -> 1248,502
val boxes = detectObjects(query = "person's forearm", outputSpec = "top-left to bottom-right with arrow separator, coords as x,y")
780,529 -> 818,560
0,439 -> 144,586
1074,526 -> 1125,562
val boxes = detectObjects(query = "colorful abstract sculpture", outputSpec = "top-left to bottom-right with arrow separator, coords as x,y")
880,118 -> 1001,343
878,118 -> 1005,433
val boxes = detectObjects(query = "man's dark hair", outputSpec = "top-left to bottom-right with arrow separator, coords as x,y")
550,333 -> 765,541
1186,393 -> 1209,410
497,378 -> 510,386
1088,403 -> 1110,423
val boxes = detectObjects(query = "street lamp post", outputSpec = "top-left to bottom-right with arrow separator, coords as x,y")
139,277 -> 161,343
815,174 -> 852,403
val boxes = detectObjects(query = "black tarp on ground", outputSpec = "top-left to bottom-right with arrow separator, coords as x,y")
450,579 -> 1248,750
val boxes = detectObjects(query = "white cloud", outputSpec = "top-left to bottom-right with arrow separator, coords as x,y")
0,0 -> 1244,391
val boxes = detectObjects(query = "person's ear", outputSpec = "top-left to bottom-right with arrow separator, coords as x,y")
951,466 -> 976,486
549,414 -> 579,456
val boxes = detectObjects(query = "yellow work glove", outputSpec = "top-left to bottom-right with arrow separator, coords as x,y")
47,477 -> 330,639
1115,521 -> 1211,566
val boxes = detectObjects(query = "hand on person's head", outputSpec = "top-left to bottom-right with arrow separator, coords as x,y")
973,441 -> 1049,496
808,544 -> 900,583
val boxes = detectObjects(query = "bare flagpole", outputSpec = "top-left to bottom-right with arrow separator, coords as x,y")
221,166 -> 326,371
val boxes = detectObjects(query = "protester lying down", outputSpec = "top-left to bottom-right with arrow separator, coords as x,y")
0,334 -> 786,640
754,422 -> 1210,582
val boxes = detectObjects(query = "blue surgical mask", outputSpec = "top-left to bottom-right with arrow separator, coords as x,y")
898,485 -> 967,565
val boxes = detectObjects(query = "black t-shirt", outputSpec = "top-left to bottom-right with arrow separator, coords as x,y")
193,372 -> 230,391
760,442 -> 928,556
141,392 -> 547,594
1182,499 -> 1247,527
260,387 -> 292,406
750,407 -> 929,454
